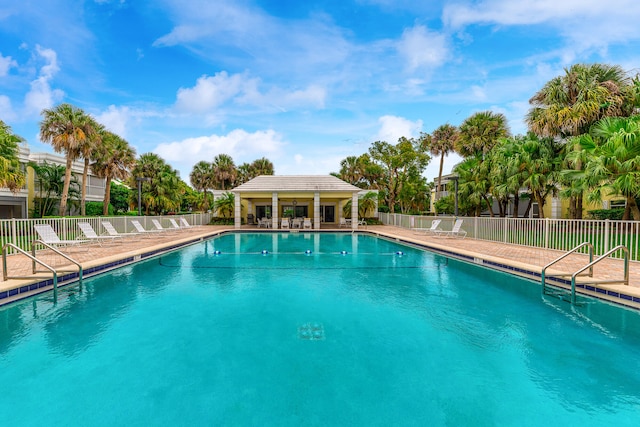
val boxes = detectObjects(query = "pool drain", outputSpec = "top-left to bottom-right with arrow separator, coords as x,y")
298,323 -> 325,340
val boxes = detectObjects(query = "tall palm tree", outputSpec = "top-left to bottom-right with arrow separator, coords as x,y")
429,124 -> 459,204
569,115 -> 640,220
190,160 -> 213,211
250,157 -> 274,176
131,153 -> 182,215
456,111 -> 510,158
212,154 -> 237,190
91,131 -> 136,215
0,120 -> 26,192
77,116 -> 102,215
526,63 -> 636,218
39,103 -> 90,216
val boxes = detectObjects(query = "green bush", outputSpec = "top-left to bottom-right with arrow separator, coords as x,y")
209,217 -> 234,225
587,209 -> 624,220
85,202 -> 114,216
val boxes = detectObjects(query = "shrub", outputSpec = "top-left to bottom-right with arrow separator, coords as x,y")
85,202 -> 114,216
587,209 -> 624,220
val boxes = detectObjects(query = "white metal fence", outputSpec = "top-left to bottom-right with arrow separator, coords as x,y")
0,213 -> 213,253
379,213 -> 640,262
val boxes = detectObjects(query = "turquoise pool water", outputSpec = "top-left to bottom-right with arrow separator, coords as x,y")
1,232 -> 639,426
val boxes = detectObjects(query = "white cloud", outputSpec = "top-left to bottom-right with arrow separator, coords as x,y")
175,72 -> 254,113
397,25 -> 449,73
154,128 -> 286,177
174,71 -> 326,116
95,105 -> 132,138
0,95 -> 16,122
0,53 -> 17,77
23,45 -> 64,116
442,0 -> 640,53
375,115 -> 423,143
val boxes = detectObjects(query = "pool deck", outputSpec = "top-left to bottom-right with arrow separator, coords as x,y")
1,224 -> 639,309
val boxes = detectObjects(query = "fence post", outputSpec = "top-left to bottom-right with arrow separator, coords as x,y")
474,216 -> 477,239
604,219 -> 610,253
503,216 -> 508,243
11,218 -> 17,246
544,218 -> 549,249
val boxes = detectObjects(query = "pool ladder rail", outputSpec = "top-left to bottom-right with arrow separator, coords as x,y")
541,242 -> 629,305
2,241 -> 83,301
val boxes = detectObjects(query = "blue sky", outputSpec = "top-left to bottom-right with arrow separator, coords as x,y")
1,0 -> 639,182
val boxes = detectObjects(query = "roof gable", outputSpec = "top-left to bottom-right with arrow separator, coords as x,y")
233,175 -> 361,193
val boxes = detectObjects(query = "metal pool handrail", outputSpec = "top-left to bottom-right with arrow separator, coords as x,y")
570,245 -> 629,305
541,242 -> 594,295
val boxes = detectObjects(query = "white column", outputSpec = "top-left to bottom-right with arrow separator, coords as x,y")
351,193 -> 358,230
272,192 -> 279,229
314,192 -> 320,229
234,192 -> 241,229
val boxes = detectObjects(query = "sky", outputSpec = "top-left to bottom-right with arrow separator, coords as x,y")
1,0 -> 639,184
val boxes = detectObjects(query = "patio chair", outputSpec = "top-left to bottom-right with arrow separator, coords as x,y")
152,219 -> 178,233
33,224 -> 88,249
339,218 -> 348,228
131,220 -> 164,237
303,218 -> 312,229
78,222 -> 122,246
434,219 -> 467,239
179,218 -> 195,229
412,219 -> 442,235
281,218 -> 290,229
169,218 -> 186,231
292,218 -> 302,229
102,221 -> 140,238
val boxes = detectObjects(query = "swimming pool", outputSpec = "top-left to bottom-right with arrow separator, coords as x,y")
1,232 -> 639,426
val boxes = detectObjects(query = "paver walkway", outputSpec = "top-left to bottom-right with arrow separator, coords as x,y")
1,224 -> 638,308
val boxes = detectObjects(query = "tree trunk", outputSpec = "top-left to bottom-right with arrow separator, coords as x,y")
626,195 -> 640,221
513,194 -> 520,218
576,194 -> 583,219
102,177 -> 112,215
436,154 -> 444,204
535,193 -> 546,219
60,157 -> 73,216
81,158 -> 89,216
523,198 -> 533,218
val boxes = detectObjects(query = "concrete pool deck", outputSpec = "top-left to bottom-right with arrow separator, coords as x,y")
1,224 -> 639,309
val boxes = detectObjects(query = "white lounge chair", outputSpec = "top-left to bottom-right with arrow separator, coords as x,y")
78,222 -> 121,246
303,218 -> 312,229
169,218 -> 186,231
131,220 -> 164,237
339,218 -> 348,228
434,219 -> 467,239
33,224 -> 88,249
281,218 -> 290,229
413,219 -> 442,235
151,219 -> 177,233
102,221 -> 139,238
179,218 -> 195,229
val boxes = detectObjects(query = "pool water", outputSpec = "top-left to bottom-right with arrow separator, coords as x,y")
1,232 -> 640,426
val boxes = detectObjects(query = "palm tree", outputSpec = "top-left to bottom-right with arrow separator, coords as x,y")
39,103 -> 90,216
456,111 -> 510,158
77,116 -> 102,215
29,161 -> 80,217
250,157 -> 274,176
526,63 -> 636,218
453,156 -> 493,216
212,154 -> 237,190
131,153 -> 182,215
0,120 -> 26,192
570,116 -> 640,220
91,131 -> 136,215
190,160 -> 213,211
429,124 -> 459,204
342,191 -> 378,219
214,192 -> 235,219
